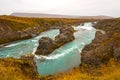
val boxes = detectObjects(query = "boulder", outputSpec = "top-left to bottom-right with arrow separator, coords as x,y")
55,31 -> 74,46
35,37 -> 56,55
59,25 -> 74,34
55,26 -> 75,47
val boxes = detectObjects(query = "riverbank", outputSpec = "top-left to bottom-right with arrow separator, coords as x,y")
0,18 -> 120,80
0,15 -> 94,45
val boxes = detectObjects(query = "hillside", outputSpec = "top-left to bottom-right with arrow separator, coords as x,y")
0,15 -> 92,45
11,13 -> 114,19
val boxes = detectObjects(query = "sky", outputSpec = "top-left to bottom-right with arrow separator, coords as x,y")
0,0 -> 120,17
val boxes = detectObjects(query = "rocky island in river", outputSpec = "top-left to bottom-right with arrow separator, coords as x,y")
35,26 -> 75,55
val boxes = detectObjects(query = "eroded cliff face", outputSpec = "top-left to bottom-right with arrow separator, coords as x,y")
81,19 -> 120,66
35,26 -> 75,55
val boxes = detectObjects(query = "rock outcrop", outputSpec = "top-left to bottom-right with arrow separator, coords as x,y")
55,26 -> 75,47
81,19 -> 120,66
35,26 -> 75,55
81,31 -> 109,66
35,37 -> 56,55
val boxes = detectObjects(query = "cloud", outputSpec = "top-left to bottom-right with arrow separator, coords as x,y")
0,0 -> 120,17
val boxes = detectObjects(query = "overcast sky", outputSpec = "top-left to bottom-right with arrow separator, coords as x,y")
0,0 -> 120,17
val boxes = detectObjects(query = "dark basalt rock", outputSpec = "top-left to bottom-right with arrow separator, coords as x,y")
35,37 -> 56,55
55,31 -> 74,46
59,25 -> 74,34
55,26 -> 75,47
81,19 -> 120,67
81,31 -> 109,66
92,31 -> 108,43
35,26 -> 75,55
81,31 -> 119,66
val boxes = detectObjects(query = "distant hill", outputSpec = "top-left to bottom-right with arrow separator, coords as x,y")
78,15 -> 114,20
11,13 -> 78,18
11,13 -> 114,19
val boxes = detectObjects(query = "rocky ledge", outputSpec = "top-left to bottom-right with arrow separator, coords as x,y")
35,25 -> 75,55
81,19 -> 120,66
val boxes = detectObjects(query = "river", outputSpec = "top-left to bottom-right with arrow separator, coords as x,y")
0,22 -> 96,75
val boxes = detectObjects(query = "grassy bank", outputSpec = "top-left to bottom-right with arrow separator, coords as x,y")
0,55 -> 40,80
0,15 -> 92,31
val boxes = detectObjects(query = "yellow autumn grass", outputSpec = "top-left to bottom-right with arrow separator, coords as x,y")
52,59 -> 120,80
0,58 -> 40,80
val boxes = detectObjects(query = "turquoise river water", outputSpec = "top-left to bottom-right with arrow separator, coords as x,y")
0,22 -> 96,75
